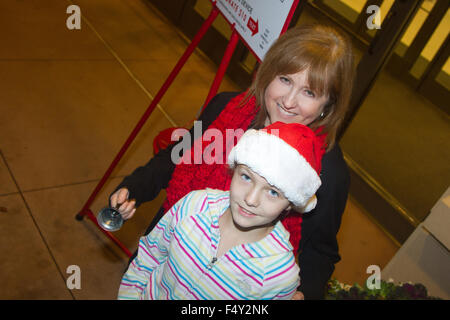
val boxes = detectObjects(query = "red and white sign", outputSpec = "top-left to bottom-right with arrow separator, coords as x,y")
214,0 -> 297,61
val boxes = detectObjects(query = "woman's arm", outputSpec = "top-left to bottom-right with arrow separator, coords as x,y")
297,144 -> 350,299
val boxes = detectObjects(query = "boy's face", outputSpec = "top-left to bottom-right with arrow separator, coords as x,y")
229,165 -> 291,231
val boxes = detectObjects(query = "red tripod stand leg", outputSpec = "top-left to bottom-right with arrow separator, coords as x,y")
201,30 -> 240,115
75,7 -> 220,257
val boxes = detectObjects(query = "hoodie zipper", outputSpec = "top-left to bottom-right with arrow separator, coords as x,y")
207,257 -> 217,269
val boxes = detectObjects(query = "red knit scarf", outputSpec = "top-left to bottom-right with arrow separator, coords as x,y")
163,92 -> 304,255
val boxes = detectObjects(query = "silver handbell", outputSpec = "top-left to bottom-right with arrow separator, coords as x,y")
97,204 -> 124,232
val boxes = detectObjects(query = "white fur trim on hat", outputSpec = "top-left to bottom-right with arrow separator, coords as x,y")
227,129 -> 321,212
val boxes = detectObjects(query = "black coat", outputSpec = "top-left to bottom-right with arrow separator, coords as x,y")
115,92 -> 349,299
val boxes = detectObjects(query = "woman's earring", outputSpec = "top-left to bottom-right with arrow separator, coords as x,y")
320,112 -> 325,118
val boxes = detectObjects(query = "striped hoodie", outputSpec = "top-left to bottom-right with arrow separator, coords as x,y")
118,188 -> 300,300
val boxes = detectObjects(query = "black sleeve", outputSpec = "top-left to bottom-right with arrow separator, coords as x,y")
113,92 -> 240,207
297,144 -> 350,299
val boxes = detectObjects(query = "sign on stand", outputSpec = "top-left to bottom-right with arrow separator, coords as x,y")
215,0 -> 296,61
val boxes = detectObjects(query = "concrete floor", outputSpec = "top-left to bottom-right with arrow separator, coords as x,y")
0,0 -> 399,299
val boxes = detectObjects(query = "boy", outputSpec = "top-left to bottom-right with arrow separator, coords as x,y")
118,122 -> 325,299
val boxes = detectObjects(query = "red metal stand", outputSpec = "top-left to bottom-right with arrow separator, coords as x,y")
76,5 -> 234,258
201,30 -> 240,114
77,1 -> 300,258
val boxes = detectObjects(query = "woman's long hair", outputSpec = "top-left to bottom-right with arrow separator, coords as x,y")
245,23 -> 355,151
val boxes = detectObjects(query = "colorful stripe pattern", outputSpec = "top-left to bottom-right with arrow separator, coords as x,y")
118,189 -> 300,300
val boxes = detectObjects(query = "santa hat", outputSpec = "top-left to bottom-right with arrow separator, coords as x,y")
227,122 -> 325,212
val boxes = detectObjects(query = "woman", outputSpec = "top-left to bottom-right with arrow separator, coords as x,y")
110,23 -> 355,299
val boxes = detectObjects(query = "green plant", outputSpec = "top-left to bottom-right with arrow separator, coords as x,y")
325,278 -> 442,300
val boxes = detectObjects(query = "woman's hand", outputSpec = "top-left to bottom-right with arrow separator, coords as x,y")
291,291 -> 305,300
110,188 -> 136,220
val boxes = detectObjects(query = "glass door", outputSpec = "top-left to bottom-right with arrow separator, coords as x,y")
389,0 -> 449,113
339,0 -> 450,244
312,0 -> 449,113
418,35 -> 449,112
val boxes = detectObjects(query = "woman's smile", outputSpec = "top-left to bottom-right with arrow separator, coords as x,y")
277,102 -> 297,117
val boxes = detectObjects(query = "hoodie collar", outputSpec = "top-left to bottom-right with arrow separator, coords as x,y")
205,188 -> 293,260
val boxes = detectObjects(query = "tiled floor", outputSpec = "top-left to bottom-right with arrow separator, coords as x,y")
0,0 -> 398,299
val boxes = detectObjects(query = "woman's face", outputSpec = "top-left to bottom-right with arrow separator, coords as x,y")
264,70 -> 329,126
